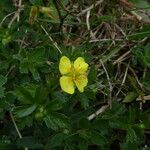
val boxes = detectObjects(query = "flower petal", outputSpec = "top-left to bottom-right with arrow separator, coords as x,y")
74,57 -> 88,74
74,75 -> 88,92
60,76 -> 75,94
59,56 -> 72,75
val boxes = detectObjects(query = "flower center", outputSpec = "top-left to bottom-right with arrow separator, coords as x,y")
64,64 -> 86,82
71,67 -> 77,80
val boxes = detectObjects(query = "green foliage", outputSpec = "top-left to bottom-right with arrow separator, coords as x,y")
123,92 -> 138,103
0,0 -> 150,149
132,44 -> 150,68
0,75 -> 7,98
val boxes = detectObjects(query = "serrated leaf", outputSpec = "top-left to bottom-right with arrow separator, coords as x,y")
103,101 -> 126,118
48,133 -> 67,148
89,131 -> 107,146
126,128 -> 137,143
19,49 -> 45,80
79,130 -> 107,146
78,130 -> 91,139
0,75 -> 7,86
0,87 -> 5,98
44,112 -> 70,130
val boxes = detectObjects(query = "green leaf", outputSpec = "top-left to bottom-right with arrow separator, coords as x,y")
101,47 -> 121,63
121,141 -> 139,150
19,48 -> 45,80
77,93 -> 89,109
16,87 -> 34,104
103,101 -> 126,118
44,112 -> 70,130
93,119 -> 110,135
47,133 -> 67,148
123,92 -> 138,103
0,87 -> 5,98
89,131 -> 107,146
132,44 -> 150,68
64,144 -> 76,150
46,100 -> 64,112
128,26 -> 150,40
34,86 -> 48,104
109,118 -> 129,130
15,104 -> 37,118
128,31 -> 150,40
79,130 -> 107,146
0,75 -> 7,86
129,0 -> 150,8
29,67 -> 40,81
70,108 -> 93,123
126,128 -> 137,143
88,66 -> 97,84
19,61 -> 29,74
0,143 -> 16,150
17,136 -> 43,149
78,129 -> 91,139
78,140 -> 88,150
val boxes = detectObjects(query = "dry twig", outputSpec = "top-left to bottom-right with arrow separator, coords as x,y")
77,0 -> 104,16
88,105 -> 109,120
100,60 -> 113,107
8,0 -> 24,28
10,112 -> 28,150
41,25 -> 62,54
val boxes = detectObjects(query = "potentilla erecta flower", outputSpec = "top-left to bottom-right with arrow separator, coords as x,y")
59,56 -> 89,94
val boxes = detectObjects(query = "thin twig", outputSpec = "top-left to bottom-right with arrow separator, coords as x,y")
0,11 -> 16,27
77,0 -> 104,16
5,65 -> 15,77
90,38 -> 124,43
86,10 -> 95,39
17,0 -> 22,22
88,105 -> 109,120
116,61 -> 130,96
40,25 -> 62,54
10,112 -> 28,150
137,95 -> 150,101
131,11 -> 142,21
113,51 -> 130,65
128,65 -> 144,90
52,0 -> 63,31
114,24 -> 128,39
10,112 -> 22,138
86,10 -> 90,31
100,60 -> 113,107
8,0 -> 24,28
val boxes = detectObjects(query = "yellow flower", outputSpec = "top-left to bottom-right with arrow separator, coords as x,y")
59,56 -> 89,94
